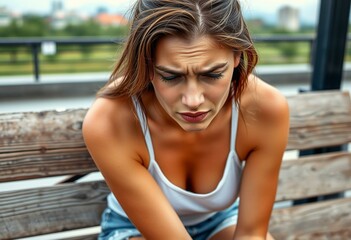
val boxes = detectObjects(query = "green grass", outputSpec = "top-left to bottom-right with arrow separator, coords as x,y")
0,42 -> 350,76
0,44 -> 122,76
255,42 -> 311,65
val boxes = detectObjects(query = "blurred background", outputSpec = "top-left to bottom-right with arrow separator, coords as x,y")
0,0 -> 350,113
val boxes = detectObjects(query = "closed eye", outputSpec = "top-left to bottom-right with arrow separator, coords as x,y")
159,74 -> 181,82
203,73 -> 224,80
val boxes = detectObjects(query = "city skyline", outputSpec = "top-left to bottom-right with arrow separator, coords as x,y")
0,0 -> 319,25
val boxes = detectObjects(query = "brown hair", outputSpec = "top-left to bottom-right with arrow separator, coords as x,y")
98,0 -> 258,104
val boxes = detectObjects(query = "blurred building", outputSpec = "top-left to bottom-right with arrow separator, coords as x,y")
0,7 -> 22,27
95,13 -> 129,27
52,0 -> 63,13
49,0 -> 87,29
278,6 -> 300,31
0,7 -> 11,26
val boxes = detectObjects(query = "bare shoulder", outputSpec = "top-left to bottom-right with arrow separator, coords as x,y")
82,95 -> 144,164
238,74 -> 290,154
83,96 -> 134,136
83,76 -> 137,142
240,74 -> 289,127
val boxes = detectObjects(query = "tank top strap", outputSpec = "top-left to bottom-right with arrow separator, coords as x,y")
230,102 -> 239,152
132,97 -> 237,160
132,97 -> 156,160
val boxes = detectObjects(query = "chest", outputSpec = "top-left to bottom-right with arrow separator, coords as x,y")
146,122 -> 233,194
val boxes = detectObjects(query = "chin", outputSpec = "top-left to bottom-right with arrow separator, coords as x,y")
184,128 -> 205,132
179,122 -> 210,132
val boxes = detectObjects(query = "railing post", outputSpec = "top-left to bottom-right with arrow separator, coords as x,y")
31,43 -> 40,82
295,0 -> 351,206
311,0 -> 351,90
309,39 -> 315,67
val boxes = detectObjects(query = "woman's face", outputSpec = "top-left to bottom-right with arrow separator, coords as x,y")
151,35 -> 240,132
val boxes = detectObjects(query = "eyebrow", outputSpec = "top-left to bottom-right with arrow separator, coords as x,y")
155,62 -> 228,75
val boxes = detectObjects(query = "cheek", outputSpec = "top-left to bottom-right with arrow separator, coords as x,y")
209,77 -> 232,102
153,81 -> 179,105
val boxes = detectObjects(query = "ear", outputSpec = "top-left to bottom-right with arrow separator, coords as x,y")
233,52 -> 241,68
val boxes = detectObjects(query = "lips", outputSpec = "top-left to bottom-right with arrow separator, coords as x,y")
179,111 -> 209,123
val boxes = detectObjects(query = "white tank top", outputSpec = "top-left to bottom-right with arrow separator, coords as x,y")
107,98 -> 243,226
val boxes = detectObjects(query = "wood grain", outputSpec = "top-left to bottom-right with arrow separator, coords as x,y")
0,91 -> 350,183
0,109 -> 97,182
270,197 -> 351,239
276,152 -> 351,201
0,147 -> 96,182
286,91 -> 351,150
0,90 -> 351,238
0,109 -> 87,153
0,181 -> 109,239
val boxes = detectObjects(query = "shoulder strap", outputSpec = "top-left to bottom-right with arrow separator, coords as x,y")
230,102 -> 239,151
132,97 -> 156,160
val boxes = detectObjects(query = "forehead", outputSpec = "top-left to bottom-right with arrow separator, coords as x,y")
154,35 -> 232,67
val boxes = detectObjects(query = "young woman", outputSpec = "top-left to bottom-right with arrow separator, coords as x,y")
83,0 -> 289,239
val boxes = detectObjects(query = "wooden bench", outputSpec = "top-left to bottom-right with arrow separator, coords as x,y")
1,90 -> 351,239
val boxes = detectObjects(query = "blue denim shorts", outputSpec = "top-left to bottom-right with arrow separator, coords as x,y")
98,200 -> 239,240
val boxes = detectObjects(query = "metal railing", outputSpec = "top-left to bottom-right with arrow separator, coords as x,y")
0,37 -> 124,82
0,35 -> 348,82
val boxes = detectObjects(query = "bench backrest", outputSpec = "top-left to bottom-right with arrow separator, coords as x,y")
0,109 -> 107,239
0,90 -> 351,239
270,91 -> 351,239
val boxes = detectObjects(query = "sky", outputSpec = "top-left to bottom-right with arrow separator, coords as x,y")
241,0 -> 319,25
0,0 -> 320,25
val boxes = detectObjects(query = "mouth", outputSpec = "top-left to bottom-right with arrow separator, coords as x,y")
179,111 -> 209,123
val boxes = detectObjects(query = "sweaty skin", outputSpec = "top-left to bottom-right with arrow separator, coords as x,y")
83,35 -> 289,240
151,36 -> 240,132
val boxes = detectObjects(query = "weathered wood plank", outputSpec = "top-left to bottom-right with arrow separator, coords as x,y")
0,181 -> 109,239
0,91 -> 349,184
0,91 -> 350,153
287,123 -> 351,150
270,197 -> 351,239
0,147 -> 97,182
276,152 -> 351,201
0,90 -> 350,239
287,91 -> 351,128
286,91 -> 351,150
0,109 -> 87,153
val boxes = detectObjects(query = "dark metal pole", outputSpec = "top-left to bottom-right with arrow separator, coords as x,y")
302,0 -> 351,156
31,44 -> 40,82
295,0 -> 351,205
307,0 -> 351,157
311,0 -> 351,90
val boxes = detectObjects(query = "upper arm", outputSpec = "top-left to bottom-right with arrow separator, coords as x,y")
235,86 -> 289,238
82,98 -> 191,240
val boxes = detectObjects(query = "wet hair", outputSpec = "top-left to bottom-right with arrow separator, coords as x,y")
98,0 -> 258,104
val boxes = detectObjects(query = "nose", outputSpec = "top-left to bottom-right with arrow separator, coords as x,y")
181,81 -> 205,109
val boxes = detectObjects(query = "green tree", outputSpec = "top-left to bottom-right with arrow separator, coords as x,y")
64,20 -> 102,36
19,15 -> 47,37
279,42 -> 298,62
103,26 -> 129,37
